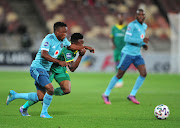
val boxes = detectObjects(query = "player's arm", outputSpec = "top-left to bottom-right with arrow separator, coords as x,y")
124,23 -> 143,44
41,50 -> 68,66
68,48 -> 86,72
110,26 -> 116,49
68,44 -> 95,53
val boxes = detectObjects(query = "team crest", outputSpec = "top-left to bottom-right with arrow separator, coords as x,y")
140,34 -> 144,39
66,53 -> 72,59
54,50 -> 59,56
44,42 -> 49,46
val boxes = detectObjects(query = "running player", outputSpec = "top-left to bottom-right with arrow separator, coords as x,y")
6,22 -> 94,118
110,13 -> 127,88
102,9 -> 149,105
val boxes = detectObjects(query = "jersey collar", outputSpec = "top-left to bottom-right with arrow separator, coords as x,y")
52,33 -> 59,42
115,24 -> 126,30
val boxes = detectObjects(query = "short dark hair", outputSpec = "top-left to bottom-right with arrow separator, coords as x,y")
70,33 -> 83,43
136,9 -> 145,14
53,22 -> 67,32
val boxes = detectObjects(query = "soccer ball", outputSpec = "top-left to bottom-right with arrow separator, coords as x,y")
154,104 -> 170,120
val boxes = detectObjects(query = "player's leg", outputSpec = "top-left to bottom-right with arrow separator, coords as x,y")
54,73 -> 71,96
102,53 -> 132,104
20,90 -> 45,116
114,50 -> 123,88
6,91 -> 39,105
127,56 -> 147,104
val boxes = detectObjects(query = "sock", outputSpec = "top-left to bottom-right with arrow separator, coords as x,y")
104,76 -> 119,96
130,75 -> 145,96
14,92 -> 38,101
23,100 -> 37,109
54,87 -> 65,96
117,78 -> 123,83
41,93 -> 53,114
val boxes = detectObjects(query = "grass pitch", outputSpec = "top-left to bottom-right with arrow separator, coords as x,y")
0,72 -> 180,128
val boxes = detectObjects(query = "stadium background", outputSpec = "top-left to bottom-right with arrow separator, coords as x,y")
0,0 -> 180,128
0,0 -> 180,73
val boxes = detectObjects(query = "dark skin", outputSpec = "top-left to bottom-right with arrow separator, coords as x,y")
58,39 -> 86,94
111,14 -> 125,50
115,10 -> 148,81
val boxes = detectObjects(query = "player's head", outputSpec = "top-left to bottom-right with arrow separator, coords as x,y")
70,33 -> 84,46
54,22 -> 67,41
117,13 -> 124,24
136,9 -> 145,24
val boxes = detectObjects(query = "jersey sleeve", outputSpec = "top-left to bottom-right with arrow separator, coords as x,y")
124,23 -> 143,44
63,38 -> 71,47
62,50 -> 74,62
41,37 -> 51,51
110,26 -> 115,38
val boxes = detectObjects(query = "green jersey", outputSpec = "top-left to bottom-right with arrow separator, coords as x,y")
110,24 -> 127,50
50,47 -> 78,73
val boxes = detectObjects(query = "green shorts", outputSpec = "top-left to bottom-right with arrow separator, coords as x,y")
113,49 -> 121,62
49,71 -> 70,84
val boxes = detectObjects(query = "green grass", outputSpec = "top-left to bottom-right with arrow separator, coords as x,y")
0,72 -> 180,128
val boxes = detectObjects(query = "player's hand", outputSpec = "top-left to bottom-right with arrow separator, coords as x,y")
84,46 -> 95,53
143,45 -> 148,50
58,61 -> 69,67
143,37 -> 149,44
79,48 -> 86,56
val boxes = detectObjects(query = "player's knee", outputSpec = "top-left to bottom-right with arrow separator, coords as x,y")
63,88 -> 71,95
46,85 -> 54,95
38,95 -> 44,101
141,72 -> 147,77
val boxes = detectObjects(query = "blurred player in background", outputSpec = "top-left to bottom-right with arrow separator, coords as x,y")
6,22 -> 94,118
102,9 -> 149,105
110,13 -> 127,88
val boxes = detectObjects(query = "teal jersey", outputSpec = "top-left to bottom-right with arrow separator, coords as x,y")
31,33 -> 71,71
122,20 -> 147,56
50,47 -> 77,73
110,24 -> 127,50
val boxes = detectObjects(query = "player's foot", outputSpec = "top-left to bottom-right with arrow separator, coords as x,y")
40,112 -> 53,118
19,106 -> 31,116
6,90 -> 16,105
127,95 -> 140,104
102,94 -> 111,104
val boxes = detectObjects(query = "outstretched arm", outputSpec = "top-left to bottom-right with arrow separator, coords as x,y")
68,48 -> 86,72
67,44 -> 95,53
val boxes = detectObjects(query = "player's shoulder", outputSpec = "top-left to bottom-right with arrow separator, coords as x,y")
44,33 -> 56,41
142,23 -> 148,29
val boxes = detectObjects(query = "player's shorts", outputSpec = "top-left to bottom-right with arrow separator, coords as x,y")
113,49 -> 121,62
49,71 -> 70,84
117,53 -> 145,71
30,67 -> 51,91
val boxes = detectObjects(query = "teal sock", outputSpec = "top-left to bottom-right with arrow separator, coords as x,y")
23,100 -> 38,109
104,76 -> 119,96
118,78 -> 123,83
14,92 -> 38,101
130,76 -> 145,96
54,87 -> 65,96
41,93 -> 53,114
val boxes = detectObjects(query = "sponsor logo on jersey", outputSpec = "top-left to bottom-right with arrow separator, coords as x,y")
54,50 -> 59,56
44,42 -> 49,46
140,34 -> 144,39
66,53 -> 72,59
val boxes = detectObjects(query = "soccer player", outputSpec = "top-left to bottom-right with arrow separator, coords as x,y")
6,22 -> 94,118
102,9 -> 149,105
110,13 -> 127,88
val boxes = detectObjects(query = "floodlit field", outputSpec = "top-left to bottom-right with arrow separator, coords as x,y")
0,72 -> 179,128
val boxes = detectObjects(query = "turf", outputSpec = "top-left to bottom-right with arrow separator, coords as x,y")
0,72 -> 180,128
